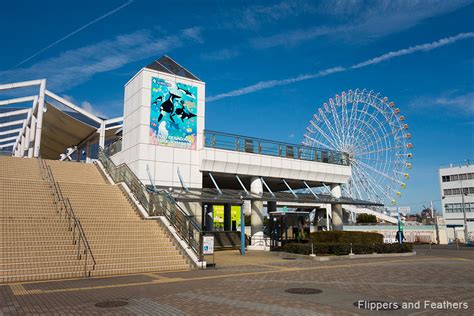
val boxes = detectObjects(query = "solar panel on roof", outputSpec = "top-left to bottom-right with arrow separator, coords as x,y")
145,55 -> 201,81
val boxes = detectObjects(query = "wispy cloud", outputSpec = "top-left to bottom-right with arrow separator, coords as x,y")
230,0 -> 316,30
201,48 -> 240,61
14,0 -> 135,68
0,28 -> 201,92
410,91 -> 474,114
250,0 -> 472,49
208,32 -> 474,102
182,27 -> 204,44
351,33 -> 474,68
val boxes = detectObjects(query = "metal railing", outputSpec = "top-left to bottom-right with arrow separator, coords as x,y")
38,158 -> 96,276
97,146 -> 203,261
204,130 -> 349,166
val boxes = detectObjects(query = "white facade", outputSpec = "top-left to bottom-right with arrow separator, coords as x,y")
115,67 -> 205,189
114,65 -> 351,190
439,163 -> 474,242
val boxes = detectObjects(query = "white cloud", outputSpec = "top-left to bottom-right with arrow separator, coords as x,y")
182,27 -> 204,44
411,91 -> 474,114
80,101 -> 107,119
351,32 -> 474,69
208,33 -> 474,102
233,0 -> 316,30
250,0 -> 472,49
0,27 -> 202,92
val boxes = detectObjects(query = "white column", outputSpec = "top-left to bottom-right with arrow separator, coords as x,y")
24,126 -> 30,157
33,80 -> 46,157
85,141 -> 91,163
28,116 -> 36,158
331,184 -> 344,230
249,177 -> 268,250
99,122 -> 105,149
250,177 -> 264,236
20,134 -> 26,157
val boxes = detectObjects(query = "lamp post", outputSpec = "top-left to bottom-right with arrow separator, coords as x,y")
460,179 -> 469,243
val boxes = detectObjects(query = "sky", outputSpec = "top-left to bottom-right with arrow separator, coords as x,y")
1,0 -> 473,212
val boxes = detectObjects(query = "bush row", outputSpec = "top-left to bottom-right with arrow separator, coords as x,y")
282,242 -> 412,256
310,231 -> 384,244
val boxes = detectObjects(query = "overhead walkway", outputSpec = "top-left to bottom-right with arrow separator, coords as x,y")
344,205 -> 398,224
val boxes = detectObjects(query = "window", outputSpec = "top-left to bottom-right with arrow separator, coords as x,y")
442,175 -> 450,182
451,174 -> 459,181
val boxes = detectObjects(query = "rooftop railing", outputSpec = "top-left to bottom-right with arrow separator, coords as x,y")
204,130 -> 349,166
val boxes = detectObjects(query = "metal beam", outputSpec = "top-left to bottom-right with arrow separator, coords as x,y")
177,167 -> 190,193
235,175 -> 249,196
45,90 -> 103,124
282,179 -> 298,199
105,124 -> 123,131
260,177 -> 275,198
208,172 -> 222,195
0,135 -> 18,143
0,142 -> 15,149
303,181 -> 320,200
105,116 -> 123,125
322,183 -> 336,198
0,108 -> 30,118
0,79 -> 43,91
0,119 -> 25,128
0,96 -> 36,106
0,128 -> 21,136
33,81 -> 46,157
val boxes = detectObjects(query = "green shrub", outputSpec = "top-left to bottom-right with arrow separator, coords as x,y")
356,213 -> 377,223
282,242 -> 412,256
310,231 -> 383,244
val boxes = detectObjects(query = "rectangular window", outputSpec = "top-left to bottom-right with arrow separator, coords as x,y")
442,175 -> 450,182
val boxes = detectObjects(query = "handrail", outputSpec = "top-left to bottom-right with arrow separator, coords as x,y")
37,157 -> 96,276
204,129 -> 350,166
97,145 -> 203,262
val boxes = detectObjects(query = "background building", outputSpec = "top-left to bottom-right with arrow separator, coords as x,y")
439,161 -> 474,243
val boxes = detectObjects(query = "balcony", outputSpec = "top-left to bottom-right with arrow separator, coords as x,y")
204,130 -> 349,166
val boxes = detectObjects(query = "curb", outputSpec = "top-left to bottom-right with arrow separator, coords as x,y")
278,251 -> 416,261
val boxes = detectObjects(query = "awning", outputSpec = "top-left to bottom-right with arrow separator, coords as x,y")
40,103 -> 97,159
157,186 -> 383,206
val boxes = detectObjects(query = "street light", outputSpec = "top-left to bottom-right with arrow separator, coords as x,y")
460,178 -> 469,243
442,180 -> 470,244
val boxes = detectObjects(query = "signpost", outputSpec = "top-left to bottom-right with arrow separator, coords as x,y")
203,235 -> 215,268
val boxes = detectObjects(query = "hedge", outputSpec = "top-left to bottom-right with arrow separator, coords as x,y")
310,231 -> 383,244
282,242 -> 412,256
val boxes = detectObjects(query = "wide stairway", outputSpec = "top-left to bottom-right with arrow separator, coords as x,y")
1,157 -> 85,283
1,157 -> 191,283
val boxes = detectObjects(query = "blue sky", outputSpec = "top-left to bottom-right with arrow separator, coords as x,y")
1,0 -> 473,212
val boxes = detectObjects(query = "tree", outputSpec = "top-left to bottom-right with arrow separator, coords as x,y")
356,213 -> 377,224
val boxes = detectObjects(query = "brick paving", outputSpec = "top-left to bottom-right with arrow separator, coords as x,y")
1,246 -> 473,315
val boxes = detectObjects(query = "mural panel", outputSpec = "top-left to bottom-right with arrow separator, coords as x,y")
150,77 -> 197,149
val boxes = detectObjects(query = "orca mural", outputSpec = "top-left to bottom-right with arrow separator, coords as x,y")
150,77 -> 197,149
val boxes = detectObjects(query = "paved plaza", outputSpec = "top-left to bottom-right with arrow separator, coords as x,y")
1,246 -> 473,315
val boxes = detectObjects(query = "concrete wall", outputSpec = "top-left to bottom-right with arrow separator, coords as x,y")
121,68 -> 205,188
200,147 -> 351,184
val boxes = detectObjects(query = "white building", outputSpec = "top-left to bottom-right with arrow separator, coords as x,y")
0,56 -> 381,249
439,162 -> 474,243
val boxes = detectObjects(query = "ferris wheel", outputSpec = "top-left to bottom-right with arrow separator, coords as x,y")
303,89 -> 413,206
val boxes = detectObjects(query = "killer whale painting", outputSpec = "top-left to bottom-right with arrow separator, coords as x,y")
150,77 -> 198,149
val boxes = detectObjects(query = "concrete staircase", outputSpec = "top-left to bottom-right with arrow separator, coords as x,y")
45,160 -> 191,276
1,157 -> 85,283
1,157 -> 191,283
